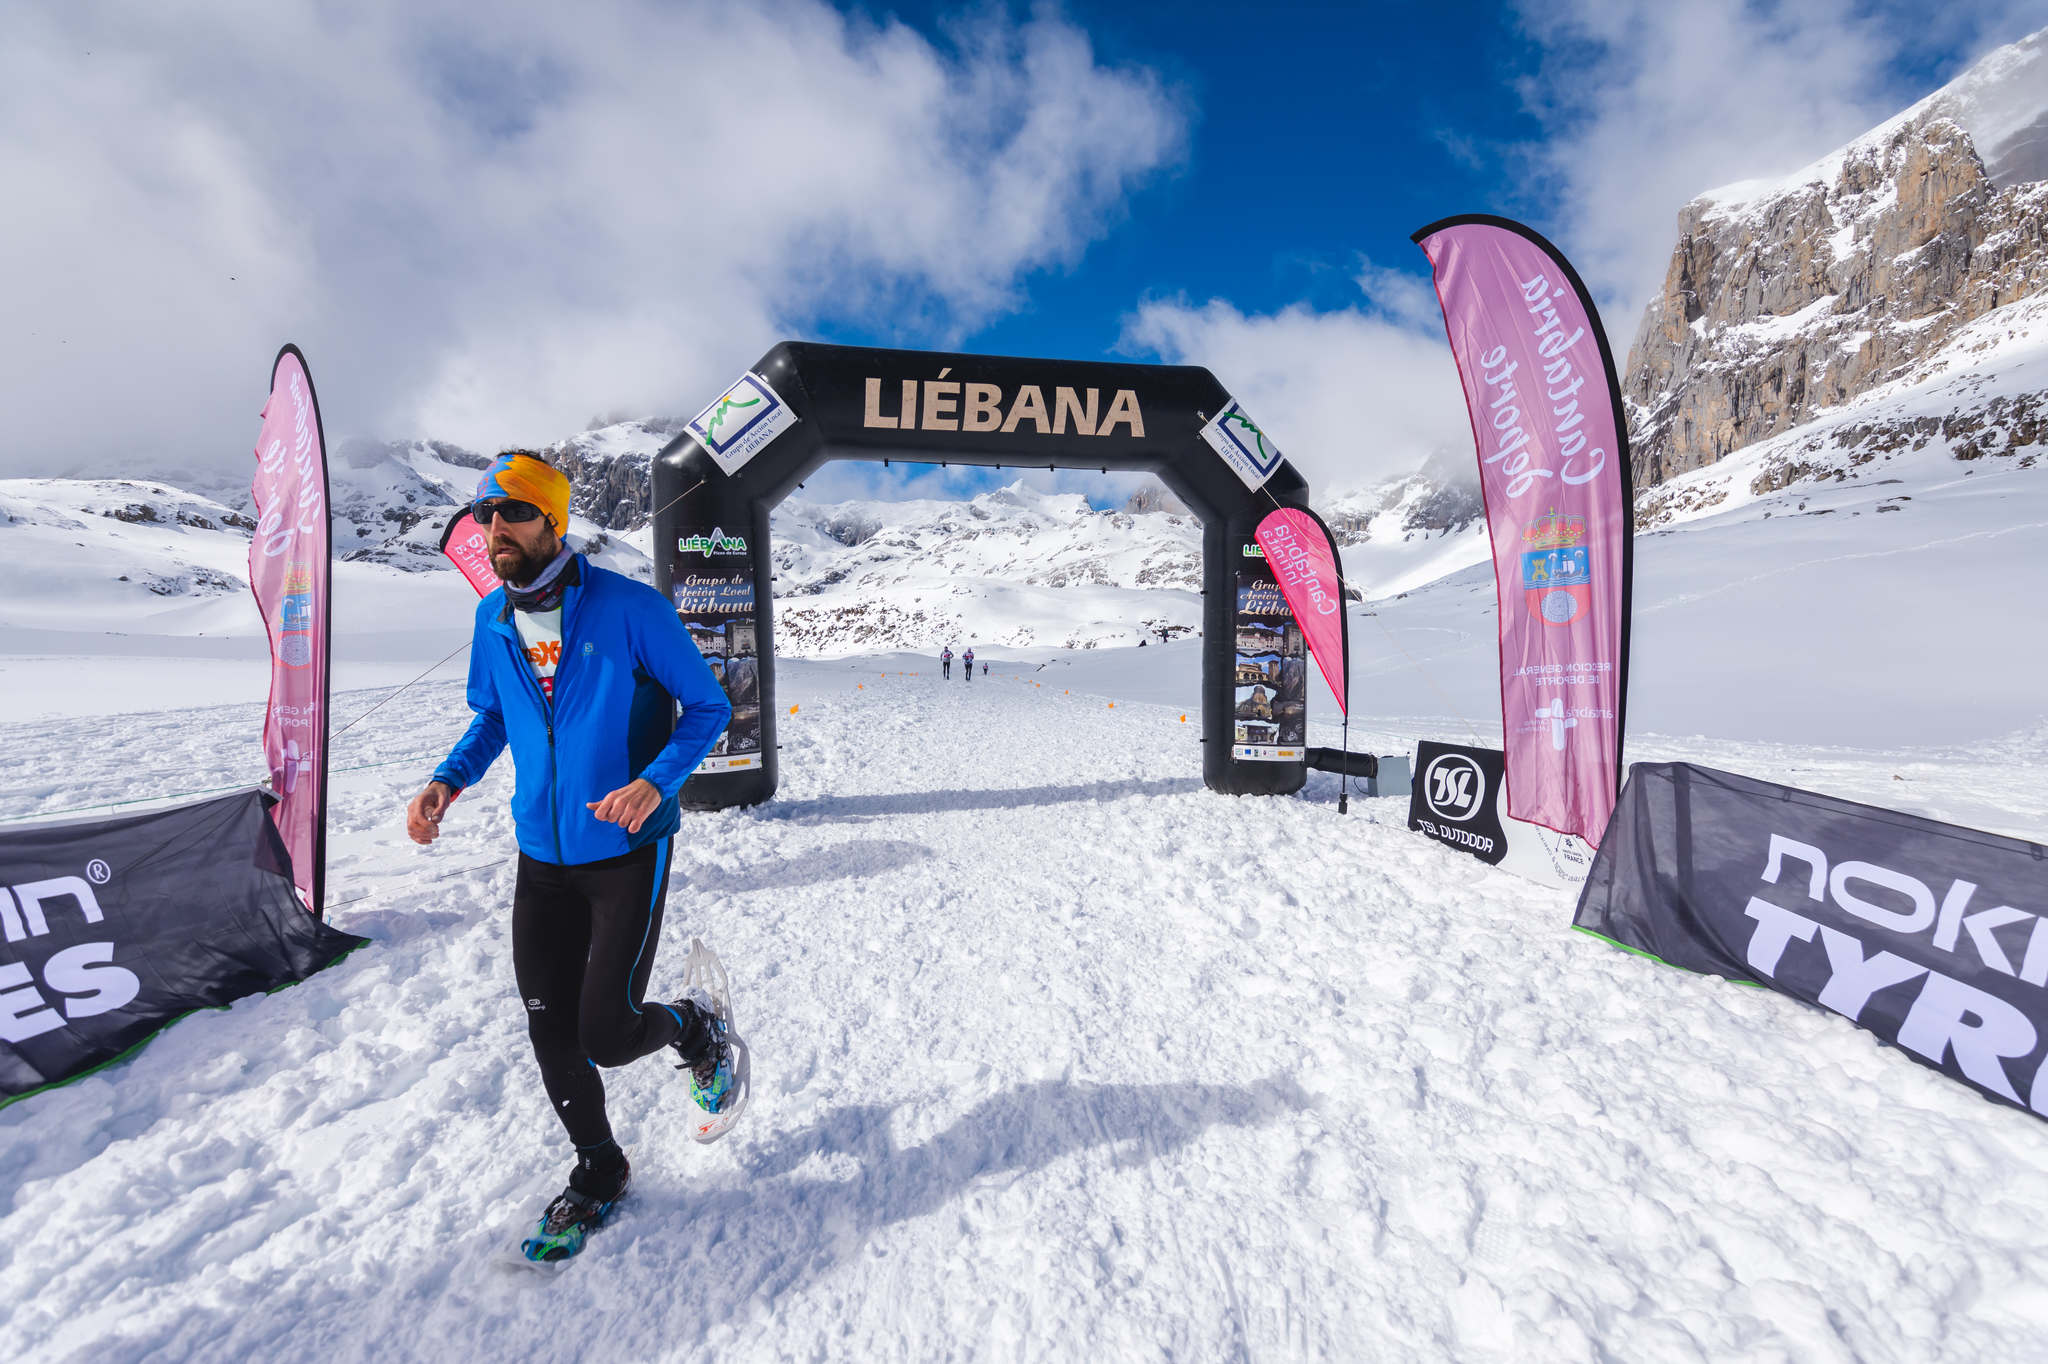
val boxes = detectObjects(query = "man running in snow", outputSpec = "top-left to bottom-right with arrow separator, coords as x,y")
404,451 -> 735,1252
941,646 -> 953,680
962,646 -> 974,682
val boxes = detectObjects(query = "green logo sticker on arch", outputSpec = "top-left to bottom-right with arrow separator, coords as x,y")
688,372 -> 799,474
1200,398 -> 1284,492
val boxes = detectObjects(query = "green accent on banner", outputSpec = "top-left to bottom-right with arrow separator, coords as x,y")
0,942 -> 369,1113
1570,925 -> 1765,988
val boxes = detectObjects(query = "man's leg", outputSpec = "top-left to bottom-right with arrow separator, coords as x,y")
573,838 -> 713,1069
511,853 -> 615,1150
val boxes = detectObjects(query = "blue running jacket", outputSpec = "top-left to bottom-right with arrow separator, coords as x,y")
432,556 -> 732,865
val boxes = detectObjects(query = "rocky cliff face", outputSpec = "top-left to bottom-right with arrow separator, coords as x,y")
1623,29 -> 2048,490
1317,446 -> 1483,546
539,419 -> 686,530
1626,115 -> 2048,488
1120,482 -> 1187,516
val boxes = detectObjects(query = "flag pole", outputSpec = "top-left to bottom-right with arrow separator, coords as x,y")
1338,709 -> 1350,815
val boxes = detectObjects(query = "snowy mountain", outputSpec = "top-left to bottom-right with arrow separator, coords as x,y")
1634,285 -> 2048,529
0,451 -> 654,679
0,438 -> 1487,663
1313,446 -> 1489,599
539,419 -> 689,531
321,433 -> 659,574
766,483 -> 1203,654
762,453 -> 1486,654
1625,26 -> 2048,490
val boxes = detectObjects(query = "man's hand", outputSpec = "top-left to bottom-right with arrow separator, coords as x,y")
588,778 -> 662,834
407,781 -> 456,845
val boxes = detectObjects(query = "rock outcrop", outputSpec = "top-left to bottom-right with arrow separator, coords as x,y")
1317,445 -> 1483,546
1622,28 -> 2048,490
541,418 -> 686,530
1625,114 -> 2048,488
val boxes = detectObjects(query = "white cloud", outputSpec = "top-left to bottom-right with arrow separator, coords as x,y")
1430,126 -> 1486,172
1351,257 -> 1444,332
1509,1 -> 2048,330
0,0 -> 1185,482
1120,286 -> 1469,498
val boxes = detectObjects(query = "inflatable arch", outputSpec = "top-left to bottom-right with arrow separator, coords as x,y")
652,342 -> 1319,809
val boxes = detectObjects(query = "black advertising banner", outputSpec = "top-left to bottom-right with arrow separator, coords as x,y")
655,341 -> 1318,806
1409,740 -> 1598,885
672,526 -> 762,774
0,790 -> 366,1107
1576,763 -> 2048,1118
1409,740 -> 1510,865
1232,544 -> 1307,762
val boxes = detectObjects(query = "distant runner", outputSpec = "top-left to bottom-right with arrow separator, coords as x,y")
404,451 -> 739,1262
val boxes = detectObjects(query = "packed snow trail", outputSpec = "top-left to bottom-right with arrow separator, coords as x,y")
3,659 -> 2048,1361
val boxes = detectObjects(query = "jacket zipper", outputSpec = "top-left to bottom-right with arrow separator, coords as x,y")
508,615 -> 564,863
508,569 -> 584,863
554,599 -> 580,858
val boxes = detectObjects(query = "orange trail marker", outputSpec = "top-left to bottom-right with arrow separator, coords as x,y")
1108,702 -> 1115,709
789,704 -> 798,715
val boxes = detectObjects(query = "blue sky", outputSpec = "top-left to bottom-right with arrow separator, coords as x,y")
6,0 -> 2045,501
841,0 -> 1550,356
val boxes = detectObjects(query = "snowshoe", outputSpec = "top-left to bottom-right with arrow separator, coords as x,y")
670,937 -> 751,1144
518,1155 -> 629,1264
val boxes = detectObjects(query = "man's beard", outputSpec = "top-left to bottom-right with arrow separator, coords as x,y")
491,537 -> 557,586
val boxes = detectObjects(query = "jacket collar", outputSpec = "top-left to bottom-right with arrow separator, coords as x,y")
491,552 -> 586,635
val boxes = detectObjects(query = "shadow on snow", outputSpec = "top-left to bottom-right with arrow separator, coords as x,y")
607,1074 -> 1314,1334
754,777 -> 1208,823
676,837 -> 935,894
83,1076 -> 1313,1358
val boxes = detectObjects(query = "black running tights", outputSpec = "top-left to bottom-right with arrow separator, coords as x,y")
511,839 -> 710,1149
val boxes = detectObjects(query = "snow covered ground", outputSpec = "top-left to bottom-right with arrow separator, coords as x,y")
3,634 -> 2048,1361
4,329 -> 2046,1356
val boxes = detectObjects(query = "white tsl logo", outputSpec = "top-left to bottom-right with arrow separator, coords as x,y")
1423,754 -> 1487,823
1200,399 -> 1284,492
0,866 -> 143,1043
687,372 -> 799,475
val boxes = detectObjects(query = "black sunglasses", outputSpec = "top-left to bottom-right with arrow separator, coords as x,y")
472,499 -> 545,524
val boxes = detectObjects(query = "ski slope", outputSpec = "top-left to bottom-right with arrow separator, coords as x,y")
4,646 -> 2048,1362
